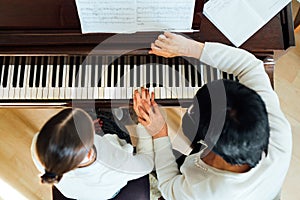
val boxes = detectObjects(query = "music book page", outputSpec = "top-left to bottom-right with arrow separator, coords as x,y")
203,0 -> 291,47
75,0 -> 195,34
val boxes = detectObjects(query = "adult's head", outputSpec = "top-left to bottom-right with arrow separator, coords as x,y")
182,79 -> 270,167
36,108 -> 94,184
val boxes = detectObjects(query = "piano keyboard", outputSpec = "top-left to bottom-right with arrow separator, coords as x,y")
0,55 -> 236,101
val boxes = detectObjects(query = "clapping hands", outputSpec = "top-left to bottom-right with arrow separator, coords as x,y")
133,88 -> 168,139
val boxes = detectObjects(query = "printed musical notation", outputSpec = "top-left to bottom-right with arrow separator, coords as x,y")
75,0 -> 195,33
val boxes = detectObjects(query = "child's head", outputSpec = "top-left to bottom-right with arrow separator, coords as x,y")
36,108 -> 94,184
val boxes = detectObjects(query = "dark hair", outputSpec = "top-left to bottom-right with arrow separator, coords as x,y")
183,79 -> 270,167
36,108 -> 94,184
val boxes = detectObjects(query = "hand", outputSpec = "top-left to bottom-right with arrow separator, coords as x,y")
133,88 -> 168,139
133,87 -> 151,118
149,32 -> 204,59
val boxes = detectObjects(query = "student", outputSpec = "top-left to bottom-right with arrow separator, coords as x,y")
31,108 -> 153,200
134,32 -> 292,199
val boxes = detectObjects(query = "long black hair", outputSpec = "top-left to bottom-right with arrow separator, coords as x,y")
36,108 -> 94,184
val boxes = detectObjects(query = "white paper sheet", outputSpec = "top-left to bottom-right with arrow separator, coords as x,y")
75,0 -> 195,33
203,0 -> 291,47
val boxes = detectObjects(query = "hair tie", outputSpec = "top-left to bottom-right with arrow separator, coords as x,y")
44,170 -> 57,178
41,170 -> 59,183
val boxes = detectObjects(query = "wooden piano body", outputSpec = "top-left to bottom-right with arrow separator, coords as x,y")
0,0 -> 295,108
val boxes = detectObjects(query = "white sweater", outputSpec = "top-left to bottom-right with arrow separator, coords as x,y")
31,124 -> 154,200
154,42 -> 292,200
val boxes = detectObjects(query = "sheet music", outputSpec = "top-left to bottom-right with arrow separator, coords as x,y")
76,0 -> 136,33
75,0 -> 195,33
136,0 -> 195,31
203,0 -> 291,47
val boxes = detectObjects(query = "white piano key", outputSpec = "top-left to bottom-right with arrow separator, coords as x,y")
65,63 -> 72,99
87,63 -> 94,99
104,58 -> 110,99
41,57 -> 49,99
81,61 -> 88,99
8,57 -> 15,99
20,57 -> 28,99
192,64 -> 199,95
133,58 -> 138,89
115,60 -> 122,99
181,63 -> 188,99
60,58 -> 67,99
47,59 -> 54,99
203,63 -> 208,85
53,63 -> 60,99
98,60 -> 105,99
37,59 -> 44,99
160,65 -> 167,99
126,63 -> 132,99
175,62 -> 182,99
110,60 -> 116,99
31,62 -> 39,99
92,59 -> 99,99
77,60 -> 84,99
25,57 -> 32,99
13,57 -> 22,99
0,57 -> 4,99
70,61 -> 77,99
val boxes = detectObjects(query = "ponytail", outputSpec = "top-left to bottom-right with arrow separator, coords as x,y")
40,171 -> 62,184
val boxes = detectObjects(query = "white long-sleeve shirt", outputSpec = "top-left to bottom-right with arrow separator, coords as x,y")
31,124 -> 154,200
154,42 -> 292,200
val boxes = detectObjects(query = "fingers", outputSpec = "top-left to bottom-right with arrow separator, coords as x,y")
164,32 -> 174,38
138,105 -> 150,122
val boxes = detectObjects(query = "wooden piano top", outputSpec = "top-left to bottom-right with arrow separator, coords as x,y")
0,0 -> 295,55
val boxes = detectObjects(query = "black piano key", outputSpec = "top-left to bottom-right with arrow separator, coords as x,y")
146,56 -> 150,87
35,56 -> 42,87
75,56 -> 80,87
2,56 -> 10,87
91,56 -> 96,87
158,56 -> 163,87
168,59 -> 173,87
136,56 -> 141,87
69,56 -> 74,87
151,56 -> 157,87
97,56 -> 102,87
129,56 -> 134,87
107,56 -> 112,87
42,56 -> 48,87
81,56 -> 86,87
12,56 -> 19,87
184,59 -> 189,87
52,56 -> 58,87
174,57 -> 180,87
120,56 -> 125,87
113,58 -> 118,87
19,56 -> 26,87
29,56 -> 35,87
191,64 -> 196,87
229,74 -> 234,80
196,63 -> 202,87
58,56 -> 64,87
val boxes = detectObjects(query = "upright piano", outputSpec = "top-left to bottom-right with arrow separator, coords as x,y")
0,0 -> 295,108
